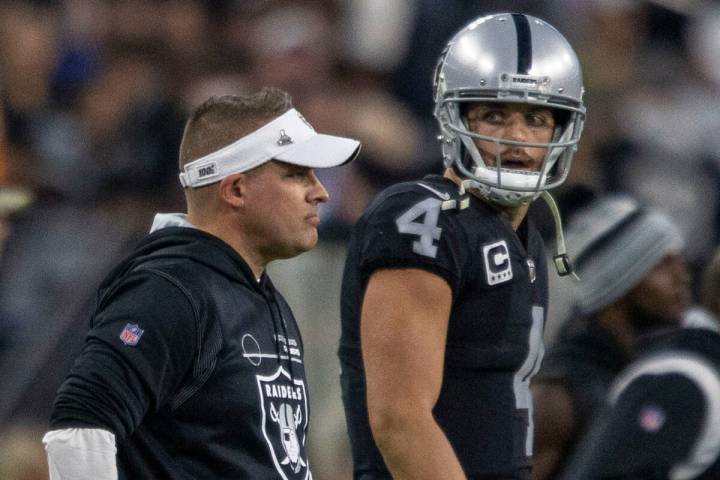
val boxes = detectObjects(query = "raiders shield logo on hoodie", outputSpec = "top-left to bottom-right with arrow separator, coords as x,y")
256,367 -> 310,479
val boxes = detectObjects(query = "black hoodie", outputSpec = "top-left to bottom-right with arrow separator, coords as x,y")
50,227 -> 312,479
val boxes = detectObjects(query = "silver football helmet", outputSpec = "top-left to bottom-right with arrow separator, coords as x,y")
434,13 -> 586,206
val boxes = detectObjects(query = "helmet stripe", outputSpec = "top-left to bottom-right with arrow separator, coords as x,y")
511,13 -> 532,74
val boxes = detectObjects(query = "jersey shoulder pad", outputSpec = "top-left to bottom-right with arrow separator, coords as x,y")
357,181 -> 466,287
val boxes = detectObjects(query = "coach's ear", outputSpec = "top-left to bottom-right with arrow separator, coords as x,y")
218,173 -> 246,208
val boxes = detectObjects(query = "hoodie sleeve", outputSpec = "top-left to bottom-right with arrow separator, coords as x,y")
49,270 -> 199,442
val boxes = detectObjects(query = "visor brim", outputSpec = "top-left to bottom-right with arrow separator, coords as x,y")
275,134 -> 360,169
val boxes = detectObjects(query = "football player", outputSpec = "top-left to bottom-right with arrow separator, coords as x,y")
560,327 -> 720,479
338,13 -> 586,479
532,195 -> 692,480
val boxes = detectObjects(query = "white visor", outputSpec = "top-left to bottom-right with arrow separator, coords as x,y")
179,108 -> 360,188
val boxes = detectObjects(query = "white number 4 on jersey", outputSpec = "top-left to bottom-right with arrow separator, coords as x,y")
395,198 -> 443,258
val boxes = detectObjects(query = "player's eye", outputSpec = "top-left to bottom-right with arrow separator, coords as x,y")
467,110 -> 504,125
482,111 -> 505,124
526,112 -> 554,128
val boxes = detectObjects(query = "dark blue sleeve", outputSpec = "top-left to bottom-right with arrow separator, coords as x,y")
49,270 -> 198,441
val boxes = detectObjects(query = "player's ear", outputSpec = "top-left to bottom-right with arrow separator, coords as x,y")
218,173 -> 245,208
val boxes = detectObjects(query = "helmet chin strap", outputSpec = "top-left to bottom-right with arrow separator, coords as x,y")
462,119 -> 577,278
540,191 -> 579,279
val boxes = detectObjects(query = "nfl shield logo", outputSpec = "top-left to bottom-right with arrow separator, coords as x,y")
638,405 -> 666,433
119,323 -> 144,346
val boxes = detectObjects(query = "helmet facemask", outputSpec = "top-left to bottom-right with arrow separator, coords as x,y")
436,95 -> 584,207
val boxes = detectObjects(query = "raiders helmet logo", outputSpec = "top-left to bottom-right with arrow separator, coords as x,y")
483,240 -> 513,285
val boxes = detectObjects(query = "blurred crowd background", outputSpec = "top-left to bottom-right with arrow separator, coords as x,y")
2,0 -> 720,479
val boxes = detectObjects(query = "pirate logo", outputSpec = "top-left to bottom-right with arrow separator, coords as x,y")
257,367 -> 310,479
271,403 -> 307,473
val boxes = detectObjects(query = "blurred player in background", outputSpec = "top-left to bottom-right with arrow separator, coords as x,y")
560,326 -> 720,479
532,194 -> 692,479
682,247 -> 720,332
339,13 -> 586,479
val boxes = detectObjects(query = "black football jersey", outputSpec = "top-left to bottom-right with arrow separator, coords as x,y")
561,328 -> 720,480
339,174 -> 548,479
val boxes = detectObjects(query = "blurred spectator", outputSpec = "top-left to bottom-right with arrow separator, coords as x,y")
387,0 -> 547,121
553,3 -> 720,278
0,0 -> 185,429
0,103 -> 7,184
560,327 -> 720,479
234,0 -> 432,238
0,199 -> 135,424
682,247 -> 720,331
532,195 -> 692,480
0,2 -> 61,190
0,423 -> 48,480
699,248 -> 720,320
552,0 -> 650,189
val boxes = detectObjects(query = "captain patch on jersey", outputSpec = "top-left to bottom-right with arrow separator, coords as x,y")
483,240 -> 514,285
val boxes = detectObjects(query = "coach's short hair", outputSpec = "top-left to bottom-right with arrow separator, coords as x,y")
179,87 -> 293,170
